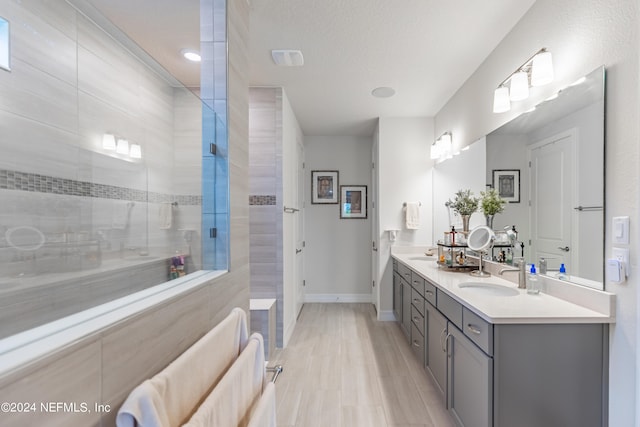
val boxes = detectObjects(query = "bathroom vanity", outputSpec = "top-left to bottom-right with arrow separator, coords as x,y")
392,249 -> 614,427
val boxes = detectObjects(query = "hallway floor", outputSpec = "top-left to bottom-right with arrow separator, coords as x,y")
270,303 -> 456,427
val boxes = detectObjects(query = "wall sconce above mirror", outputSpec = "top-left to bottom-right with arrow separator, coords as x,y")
430,132 -> 453,162
493,48 -> 554,113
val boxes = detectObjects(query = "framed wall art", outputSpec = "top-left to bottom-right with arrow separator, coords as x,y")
340,185 -> 367,219
492,169 -> 520,203
311,170 -> 339,204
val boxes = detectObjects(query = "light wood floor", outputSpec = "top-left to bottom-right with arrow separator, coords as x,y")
270,303 -> 456,427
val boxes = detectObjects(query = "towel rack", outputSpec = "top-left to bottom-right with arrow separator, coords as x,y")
266,365 -> 283,383
403,202 -> 422,207
283,206 -> 299,213
573,205 -> 602,211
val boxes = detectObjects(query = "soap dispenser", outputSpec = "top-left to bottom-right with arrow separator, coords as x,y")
556,263 -> 568,280
527,264 -> 540,295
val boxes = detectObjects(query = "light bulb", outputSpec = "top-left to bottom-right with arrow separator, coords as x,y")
531,51 -> 554,86
509,71 -> 529,101
116,138 -> 129,154
493,86 -> 510,113
102,133 -> 116,150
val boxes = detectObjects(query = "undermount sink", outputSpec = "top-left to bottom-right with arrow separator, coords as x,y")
408,255 -> 436,261
458,282 -> 520,297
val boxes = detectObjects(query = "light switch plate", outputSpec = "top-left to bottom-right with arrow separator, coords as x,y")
612,216 -> 630,245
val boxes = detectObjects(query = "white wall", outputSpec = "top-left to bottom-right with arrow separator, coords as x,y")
304,135 -> 372,302
434,0 -> 639,424
376,117 -> 434,318
281,90 -> 303,344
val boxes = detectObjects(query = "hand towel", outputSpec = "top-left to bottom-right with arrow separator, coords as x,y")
116,308 -> 249,427
405,202 -> 420,229
245,382 -> 276,427
112,202 -> 131,230
182,333 -> 266,427
159,203 -> 172,230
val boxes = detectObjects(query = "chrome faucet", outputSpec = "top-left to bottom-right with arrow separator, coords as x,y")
498,257 -> 526,289
539,257 -> 547,275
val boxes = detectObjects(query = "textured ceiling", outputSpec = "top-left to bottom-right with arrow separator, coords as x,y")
81,0 -> 536,136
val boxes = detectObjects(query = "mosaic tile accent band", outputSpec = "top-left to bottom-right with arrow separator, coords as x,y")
0,169 -> 202,205
249,195 -> 276,206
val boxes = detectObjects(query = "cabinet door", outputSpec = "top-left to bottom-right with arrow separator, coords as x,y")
401,280 -> 412,340
393,272 -> 402,321
425,303 -> 447,400
448,326 -> 492,427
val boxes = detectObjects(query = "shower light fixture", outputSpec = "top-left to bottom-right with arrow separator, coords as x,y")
116,138 -> 129,155
103,133 -> 116,150
129,144 -> 142,159
492,48 -> 554,113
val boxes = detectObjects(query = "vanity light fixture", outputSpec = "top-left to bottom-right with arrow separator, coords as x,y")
431,132 -> 453,162
492,48 -> 554,113
102,133 -> 116,150
116,138 -> 129,155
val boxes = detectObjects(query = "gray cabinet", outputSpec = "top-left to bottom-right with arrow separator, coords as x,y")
426,301 -> 447,399
393,271 -> 402,322
448,325 -> 492,427
392,259 -> 607,427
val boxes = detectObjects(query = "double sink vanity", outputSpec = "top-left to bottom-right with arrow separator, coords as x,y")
391,247 -> 615,427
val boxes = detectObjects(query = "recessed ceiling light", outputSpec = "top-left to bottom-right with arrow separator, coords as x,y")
271,50 -> 304,66
181,49 -> 201,62
371,87 -> 395,98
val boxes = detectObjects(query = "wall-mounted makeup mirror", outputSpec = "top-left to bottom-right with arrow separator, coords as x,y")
433,66 -> 605,290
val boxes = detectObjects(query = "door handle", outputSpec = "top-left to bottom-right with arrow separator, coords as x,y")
296,248 -> 302,254
557,246 -> 570,252
372,241 -> 378,252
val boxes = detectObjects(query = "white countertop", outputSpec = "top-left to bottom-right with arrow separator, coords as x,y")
392,249 -> 615,324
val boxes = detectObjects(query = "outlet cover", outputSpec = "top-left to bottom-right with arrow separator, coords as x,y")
612,247 -> 629,275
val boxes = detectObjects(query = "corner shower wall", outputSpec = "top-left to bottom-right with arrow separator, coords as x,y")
0,1 -> 205,338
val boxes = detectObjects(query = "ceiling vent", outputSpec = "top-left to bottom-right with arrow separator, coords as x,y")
271,50 -> 304,66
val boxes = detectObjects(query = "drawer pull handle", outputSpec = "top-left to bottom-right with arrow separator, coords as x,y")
413,298 -> 421,303
425,290 -> 434,296
413,316 -> 421,322
467,324 -> 482,335
413,340 -> 420,347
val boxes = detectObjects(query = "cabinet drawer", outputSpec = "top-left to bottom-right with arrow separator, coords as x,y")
411,271 -> 425,297
392,258 -> 398,270
410,322 -> 425,364
398,263 -> 412,283
424,280 -> 437,306
462,307 -> 493,356
437,290 -> 463,330
411,303 -> 425,336
411,287 -> 425,316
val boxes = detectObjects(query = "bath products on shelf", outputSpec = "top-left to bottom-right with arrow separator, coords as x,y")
527,264 -> 540,295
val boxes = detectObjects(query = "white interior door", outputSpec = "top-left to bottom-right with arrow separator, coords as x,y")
295,139 -> 305,317
529,130 -> 575,271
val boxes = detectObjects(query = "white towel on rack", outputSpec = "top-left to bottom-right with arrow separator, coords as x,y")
116,308 -> 249,427
159,203 -> 172,230
405,202 -> 420,229
246,382 -> 276,427
182,333 -> 266,427
112,202 -> 130,230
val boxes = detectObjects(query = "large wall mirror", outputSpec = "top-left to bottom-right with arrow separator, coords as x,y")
434,66 -> 605,290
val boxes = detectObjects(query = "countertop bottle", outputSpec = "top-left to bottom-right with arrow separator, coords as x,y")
556,263 -> 568,280
527,264 -> 540,295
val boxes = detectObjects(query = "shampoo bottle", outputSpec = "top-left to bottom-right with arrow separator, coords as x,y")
556,263 -> 568,280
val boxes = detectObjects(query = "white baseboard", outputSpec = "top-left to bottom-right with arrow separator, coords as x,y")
377,310 -> 397,322
304,293 -> 372,303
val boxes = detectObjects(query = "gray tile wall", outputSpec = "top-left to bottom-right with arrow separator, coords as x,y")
248,87 -> 285,346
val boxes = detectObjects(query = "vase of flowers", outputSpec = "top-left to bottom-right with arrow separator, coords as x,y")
445,189 -> 479,232
480,188 -> 506,229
